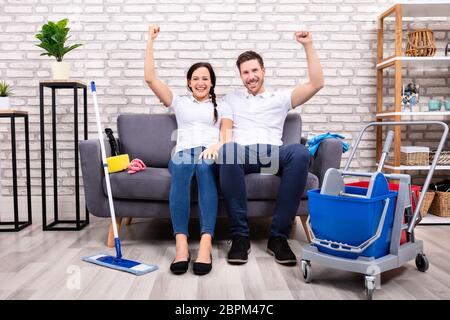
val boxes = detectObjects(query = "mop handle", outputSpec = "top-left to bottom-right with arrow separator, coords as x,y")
90,81 -> 122,258
376,130 -> 394,173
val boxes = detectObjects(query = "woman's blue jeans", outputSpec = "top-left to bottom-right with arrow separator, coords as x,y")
168,147 -> 218,238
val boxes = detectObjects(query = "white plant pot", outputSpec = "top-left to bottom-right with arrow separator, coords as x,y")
51,61 -> 70,80
0,97 -> 10,110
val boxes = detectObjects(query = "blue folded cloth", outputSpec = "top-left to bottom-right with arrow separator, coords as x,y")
307,132 -> 349,156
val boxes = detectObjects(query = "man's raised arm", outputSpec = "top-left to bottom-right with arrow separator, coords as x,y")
291,31 -> 324,109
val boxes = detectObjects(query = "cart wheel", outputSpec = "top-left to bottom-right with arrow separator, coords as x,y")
415,253 -> 429,272
365,276 -> 375,300
301,260 -> 312,283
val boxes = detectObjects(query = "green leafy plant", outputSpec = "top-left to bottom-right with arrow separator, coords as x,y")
35,18 -> 82,62
0,81 -> 13,97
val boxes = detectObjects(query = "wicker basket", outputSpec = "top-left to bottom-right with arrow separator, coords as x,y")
405,29 -> 436,57
429,191 -> 450,217
400,146 -> 430,166
429,151 -> 450,165
420,191 -> 435,217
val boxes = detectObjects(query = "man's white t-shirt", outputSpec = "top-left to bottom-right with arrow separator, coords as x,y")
223,89 -> 293,146
170,94 -> 233,153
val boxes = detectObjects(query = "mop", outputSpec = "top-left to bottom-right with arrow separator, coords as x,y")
82,81 -> 158,276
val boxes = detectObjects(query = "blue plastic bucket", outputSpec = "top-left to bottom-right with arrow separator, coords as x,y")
307,186 -> 398,259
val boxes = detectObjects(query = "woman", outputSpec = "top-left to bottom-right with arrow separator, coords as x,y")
144,25 -> 233,275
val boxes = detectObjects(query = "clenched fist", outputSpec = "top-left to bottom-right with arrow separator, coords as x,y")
295,30 -> 313,45
149,25 -> 160,41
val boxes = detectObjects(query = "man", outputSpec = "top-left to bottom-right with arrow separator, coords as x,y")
219,31 -> 324,266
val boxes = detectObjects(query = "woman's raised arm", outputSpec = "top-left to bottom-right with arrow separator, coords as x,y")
144,25 -> 173,107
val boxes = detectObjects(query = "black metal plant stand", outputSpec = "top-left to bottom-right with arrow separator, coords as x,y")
0,110 -> 32,231
39,80 -> 89,230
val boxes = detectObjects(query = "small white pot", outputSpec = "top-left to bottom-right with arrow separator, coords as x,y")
0,97 -> 10,110
51,61 -> 70,80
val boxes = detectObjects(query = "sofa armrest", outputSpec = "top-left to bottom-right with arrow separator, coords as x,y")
79,139 -> 107,215
309,138 -> 343,187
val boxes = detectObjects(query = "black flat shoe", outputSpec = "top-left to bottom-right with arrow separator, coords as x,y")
170,255 -> 190,275
193,255 -> 212,276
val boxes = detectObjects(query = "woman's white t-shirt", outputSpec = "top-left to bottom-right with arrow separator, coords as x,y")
170,94 -> 233,153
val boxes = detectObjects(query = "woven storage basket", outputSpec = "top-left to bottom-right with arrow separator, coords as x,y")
405,29 -> 436,57
429,191 -> 450,217
420,191 -> 435,217
400,146 -> 429,166
429,151 -> 450,165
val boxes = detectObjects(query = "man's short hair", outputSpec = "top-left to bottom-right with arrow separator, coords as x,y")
236,51 -> 264,72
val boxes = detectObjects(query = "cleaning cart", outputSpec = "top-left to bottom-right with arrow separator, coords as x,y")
301,121 -> 449,299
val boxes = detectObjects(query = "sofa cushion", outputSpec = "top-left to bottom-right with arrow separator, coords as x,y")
118,114 -> 177,168
104,169 -> 319,201
105,168 -> 173,201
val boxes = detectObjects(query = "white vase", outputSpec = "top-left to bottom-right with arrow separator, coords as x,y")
51,61 -> 70,80
0,97 -> 10,110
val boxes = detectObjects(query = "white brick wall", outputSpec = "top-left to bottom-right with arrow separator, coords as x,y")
0,0 -> 449,211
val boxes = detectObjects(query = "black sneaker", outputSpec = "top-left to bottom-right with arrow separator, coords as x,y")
267,237 -> 297,266
227,235 -> 251,265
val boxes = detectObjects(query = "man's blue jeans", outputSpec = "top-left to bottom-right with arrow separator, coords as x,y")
219,143 -> 310,238
168,147 -> 218,237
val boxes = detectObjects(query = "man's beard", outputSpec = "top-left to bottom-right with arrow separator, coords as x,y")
246,78 -> 264,93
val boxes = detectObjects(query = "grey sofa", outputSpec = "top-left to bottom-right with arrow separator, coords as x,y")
79,113 -> 342,244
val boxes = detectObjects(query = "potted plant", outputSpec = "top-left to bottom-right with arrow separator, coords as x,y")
35,18 -> 82,80
0,81 -> 13,110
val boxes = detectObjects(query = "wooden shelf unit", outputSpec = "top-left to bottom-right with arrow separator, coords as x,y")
376,2 -> 450,165
376,2 -> 450,224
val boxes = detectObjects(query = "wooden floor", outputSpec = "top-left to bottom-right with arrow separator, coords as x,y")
0,215 -> 449,300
